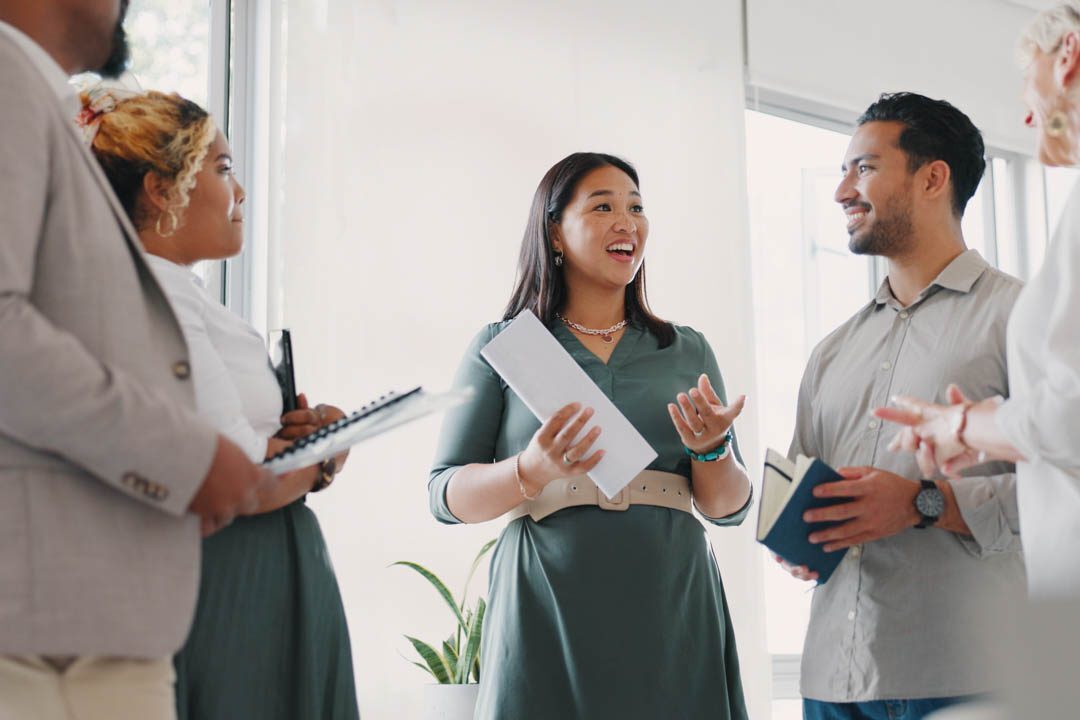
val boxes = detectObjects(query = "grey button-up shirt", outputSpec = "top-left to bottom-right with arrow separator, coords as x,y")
791,250 -> 1027,702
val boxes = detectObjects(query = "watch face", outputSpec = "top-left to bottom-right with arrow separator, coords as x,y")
916,487 -> 945,518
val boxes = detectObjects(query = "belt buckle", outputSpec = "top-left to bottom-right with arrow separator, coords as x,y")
597,486 -> 630,512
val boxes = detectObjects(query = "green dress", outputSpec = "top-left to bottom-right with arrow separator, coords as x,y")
429,320 -> 751,720
173,498 -> 360,720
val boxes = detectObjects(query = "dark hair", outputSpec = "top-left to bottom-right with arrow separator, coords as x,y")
502,152 -> 674,348
857,92 -> 986,217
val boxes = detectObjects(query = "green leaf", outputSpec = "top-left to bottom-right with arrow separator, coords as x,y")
411,661 -> 436,680
455,598 -> 486,683
442,639 -> 459,675
445,631 -> 459,655
459,538 -> 497,606
392,561 -> 466,629
405,636 -> 451,684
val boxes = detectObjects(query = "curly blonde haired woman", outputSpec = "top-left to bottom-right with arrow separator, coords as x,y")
80,88 -> 360,720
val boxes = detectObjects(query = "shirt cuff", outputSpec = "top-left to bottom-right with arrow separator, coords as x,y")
948,475 -> 1021,558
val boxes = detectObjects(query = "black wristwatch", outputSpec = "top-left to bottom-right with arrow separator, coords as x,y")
914,479 -> 944,529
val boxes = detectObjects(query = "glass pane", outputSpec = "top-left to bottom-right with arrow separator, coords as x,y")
125,0 -> 212,106
992,157 -> 1017,275
961,167 -> 989,261
745,110 -> 872,656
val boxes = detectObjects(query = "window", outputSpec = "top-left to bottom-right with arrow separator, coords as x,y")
745,106 -> 1054,719
124,0 -> 213,107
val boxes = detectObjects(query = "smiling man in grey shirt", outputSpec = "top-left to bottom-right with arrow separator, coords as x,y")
781,93 -> 1026,720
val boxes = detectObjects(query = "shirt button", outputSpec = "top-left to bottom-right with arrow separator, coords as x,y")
881,361 -> 892,371
899,311 -> 910,320
850,545 -> 861,558
172,361 -> 191,379
868,419 -> 879,430
847,610 -> 856,621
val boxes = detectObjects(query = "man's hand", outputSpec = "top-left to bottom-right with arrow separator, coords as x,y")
802,467 -> 920,552
189,435 -> 276,536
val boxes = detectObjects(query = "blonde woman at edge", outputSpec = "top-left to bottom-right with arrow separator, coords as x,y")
429,152 -> 753,719
877,2 -> 1080,599
80,89 -> 360,719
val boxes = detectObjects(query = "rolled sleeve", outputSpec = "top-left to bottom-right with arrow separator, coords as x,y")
698,483 -> 754,526
948,470 -> 1021,557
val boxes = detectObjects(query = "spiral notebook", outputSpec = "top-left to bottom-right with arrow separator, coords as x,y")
263,386 -> 472,474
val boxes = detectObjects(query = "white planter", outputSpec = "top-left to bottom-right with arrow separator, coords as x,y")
418,683 -> 479,720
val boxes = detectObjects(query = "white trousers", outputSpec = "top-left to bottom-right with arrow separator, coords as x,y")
0,655 -> 175,720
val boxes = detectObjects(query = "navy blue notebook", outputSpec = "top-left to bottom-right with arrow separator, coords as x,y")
757,449 -> 849,584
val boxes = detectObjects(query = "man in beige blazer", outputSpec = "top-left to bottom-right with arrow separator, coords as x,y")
0,2 -> 276,718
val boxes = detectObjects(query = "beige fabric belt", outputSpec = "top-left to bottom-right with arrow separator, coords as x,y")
505,469 -> 692,523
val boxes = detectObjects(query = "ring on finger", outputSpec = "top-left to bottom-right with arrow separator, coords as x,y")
562,452 -> 574,465
692,428 -> 704,437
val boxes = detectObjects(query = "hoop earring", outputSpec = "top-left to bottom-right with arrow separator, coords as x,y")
554,251 -> 564,267
1047,111 -> 1069,138
155,209 -> 179,238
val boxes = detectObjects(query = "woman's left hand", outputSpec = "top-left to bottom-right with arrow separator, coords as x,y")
668,374 -> 746,454
277,394 -> 348,440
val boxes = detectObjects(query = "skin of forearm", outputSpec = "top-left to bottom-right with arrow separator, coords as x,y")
935,479 -> 972,537
690,455 -> 752,518
445,458 -> 524,523
251,438 -> 326,514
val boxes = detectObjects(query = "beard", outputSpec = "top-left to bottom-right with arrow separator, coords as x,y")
848,192 -> 915,257
96,0 -> 130,78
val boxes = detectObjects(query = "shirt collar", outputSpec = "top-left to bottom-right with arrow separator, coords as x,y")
873,248 -> 988,307
0,20 -> 79,115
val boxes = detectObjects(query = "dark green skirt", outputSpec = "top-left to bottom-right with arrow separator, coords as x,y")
174,499 -> 359,720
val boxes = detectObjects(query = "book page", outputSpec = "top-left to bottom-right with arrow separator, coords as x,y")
480,311 -> 657,499
758,449 -> 795,539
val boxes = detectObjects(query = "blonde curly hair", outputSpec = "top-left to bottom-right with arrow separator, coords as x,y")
85,90 -> 217,235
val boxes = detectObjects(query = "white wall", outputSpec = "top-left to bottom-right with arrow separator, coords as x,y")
261,0 -> 768,717
747,0 -> 1038,153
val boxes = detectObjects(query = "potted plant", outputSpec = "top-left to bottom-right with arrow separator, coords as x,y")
393,539 -> 496,720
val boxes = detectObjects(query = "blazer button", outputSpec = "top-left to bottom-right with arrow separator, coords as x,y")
172,360 -> 191,379
122,472 -> 139,488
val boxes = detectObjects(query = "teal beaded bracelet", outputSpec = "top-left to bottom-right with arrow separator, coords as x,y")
685,430 -> 733,462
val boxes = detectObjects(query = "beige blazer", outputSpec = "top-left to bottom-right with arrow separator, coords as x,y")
0,32 -> 218,657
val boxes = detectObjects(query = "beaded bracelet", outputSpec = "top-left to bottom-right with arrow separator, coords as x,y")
685,430 -> 733,463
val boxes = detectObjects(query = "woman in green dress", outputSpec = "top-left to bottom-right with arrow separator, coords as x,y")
81,88 -> 360,720
430,152 -> 753,719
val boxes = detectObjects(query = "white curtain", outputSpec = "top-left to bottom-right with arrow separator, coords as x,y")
258,1 -> 768,716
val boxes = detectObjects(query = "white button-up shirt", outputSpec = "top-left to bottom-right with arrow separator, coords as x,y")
998,183 -> 1080,598
146,256 -> 282,462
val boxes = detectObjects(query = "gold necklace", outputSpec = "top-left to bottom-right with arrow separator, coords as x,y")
556,314 -> 628,344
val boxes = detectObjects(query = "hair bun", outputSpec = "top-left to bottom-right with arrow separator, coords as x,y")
75,84 -> 140,146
